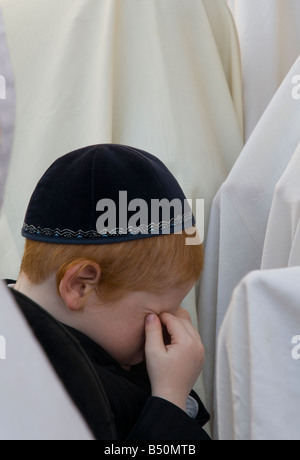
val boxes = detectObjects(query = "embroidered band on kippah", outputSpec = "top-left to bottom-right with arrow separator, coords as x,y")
22,209 -> 194,244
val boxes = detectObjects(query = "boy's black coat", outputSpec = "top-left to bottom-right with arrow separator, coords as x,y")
7,284 -> 210,440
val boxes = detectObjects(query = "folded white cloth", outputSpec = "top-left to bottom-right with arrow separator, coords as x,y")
217,267 -> 300,440
227,0 -> 300,139
261,142 -> 300,269
0,7 -> 15,210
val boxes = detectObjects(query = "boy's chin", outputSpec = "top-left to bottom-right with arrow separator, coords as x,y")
121,353 -> 145,371
121,364 -> 132,371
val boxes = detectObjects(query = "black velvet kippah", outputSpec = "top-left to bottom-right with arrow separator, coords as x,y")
22,144 -> 194,244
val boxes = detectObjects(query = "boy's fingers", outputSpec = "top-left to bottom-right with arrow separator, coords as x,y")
159,312 -> 189,344
160,311 -> 203,344
145,314 -> 165,351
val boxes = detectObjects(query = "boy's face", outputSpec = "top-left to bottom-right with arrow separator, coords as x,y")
83,284 -> 194,370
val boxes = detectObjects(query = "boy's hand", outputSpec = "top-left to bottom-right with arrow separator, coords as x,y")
144,309 -> 205,412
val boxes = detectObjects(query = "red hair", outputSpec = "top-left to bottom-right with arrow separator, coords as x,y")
20,230 -> 204,301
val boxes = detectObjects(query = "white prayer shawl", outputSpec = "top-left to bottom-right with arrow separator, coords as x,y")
261,142 -> 300,270
227,0 -> 300,140
288,217 -> 300,267
0,8 -> 93,440
198,55 -> 300,428
217,267 -> 300,440
0,0 -> 243,285
0,7 -> 14,209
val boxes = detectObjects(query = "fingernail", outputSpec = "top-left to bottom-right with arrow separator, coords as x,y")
146,314 -> 156,323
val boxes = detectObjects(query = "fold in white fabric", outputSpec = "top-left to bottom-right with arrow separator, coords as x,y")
217,267 -> 300,440
261,142 -> 300,269
227,0 -> 300,139
288,216 -> 300,267
0,8 -> 14,209
198,55 -> 300,426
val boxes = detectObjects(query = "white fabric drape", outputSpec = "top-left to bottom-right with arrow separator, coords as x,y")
217,267 -> 300,440
198,55 -> 300,430
261,142 -> 300,270
0,0 -> 243,286
215,48 -> 300,438
226,0 -> 300,140
0,8 -> 14,209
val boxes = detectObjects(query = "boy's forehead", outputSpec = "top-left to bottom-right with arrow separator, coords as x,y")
21,144 -> 194,246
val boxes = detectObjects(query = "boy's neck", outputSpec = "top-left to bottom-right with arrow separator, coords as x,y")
15,273 -> 72,326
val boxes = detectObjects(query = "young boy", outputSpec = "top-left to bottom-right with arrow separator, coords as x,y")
7,144 -> 210,440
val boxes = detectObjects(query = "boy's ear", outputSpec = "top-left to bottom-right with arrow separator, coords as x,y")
58,260 -> 101,312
